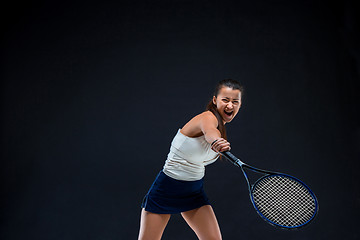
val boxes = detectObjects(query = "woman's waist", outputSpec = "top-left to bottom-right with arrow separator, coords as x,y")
162,163 -> 205,181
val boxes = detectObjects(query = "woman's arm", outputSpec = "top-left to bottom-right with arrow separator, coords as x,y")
200,111 -> 231,152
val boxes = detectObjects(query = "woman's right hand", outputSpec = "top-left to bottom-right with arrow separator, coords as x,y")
211,138 -> 231,153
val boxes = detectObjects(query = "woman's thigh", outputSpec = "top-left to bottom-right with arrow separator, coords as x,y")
181,205 -> 222,240
138,209 -> 171,240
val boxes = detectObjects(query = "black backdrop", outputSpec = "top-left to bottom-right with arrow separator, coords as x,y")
1,0 -> 359,239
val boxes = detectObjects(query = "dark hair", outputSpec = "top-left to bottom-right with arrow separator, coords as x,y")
206,79 -> 244,140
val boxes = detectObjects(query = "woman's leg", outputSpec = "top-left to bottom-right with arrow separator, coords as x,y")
181,205 -> 222,240
138,208 -> 171,240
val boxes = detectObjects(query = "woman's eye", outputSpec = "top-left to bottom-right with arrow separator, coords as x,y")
222,99 -> 229,103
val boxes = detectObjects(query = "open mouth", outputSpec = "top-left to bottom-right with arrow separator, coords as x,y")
224,110 -> 233,117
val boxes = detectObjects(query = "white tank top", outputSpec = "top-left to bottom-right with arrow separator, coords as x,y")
163,129 -> 219,181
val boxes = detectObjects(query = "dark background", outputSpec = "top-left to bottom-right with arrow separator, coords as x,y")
1,0 -> 359,239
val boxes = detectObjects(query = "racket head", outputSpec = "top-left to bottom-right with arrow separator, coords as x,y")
249,173 -> 318,229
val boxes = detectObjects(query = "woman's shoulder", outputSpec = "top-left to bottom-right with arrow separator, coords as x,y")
190,111 -> 218,127
198,111 -> 217,121
185,111 -> 215,124
181,111 -> 217,137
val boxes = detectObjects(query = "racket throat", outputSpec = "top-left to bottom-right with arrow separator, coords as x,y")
240,167 -> 252,192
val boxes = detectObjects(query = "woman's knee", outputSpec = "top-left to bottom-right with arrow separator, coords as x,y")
197,228 -> 222,240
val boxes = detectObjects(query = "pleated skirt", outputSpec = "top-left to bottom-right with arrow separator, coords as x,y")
141,171 -> 211,214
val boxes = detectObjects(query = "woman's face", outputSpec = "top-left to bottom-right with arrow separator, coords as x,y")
213,86 -> 242,124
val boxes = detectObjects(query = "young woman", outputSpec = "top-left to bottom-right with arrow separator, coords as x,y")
138,79 -> 243,240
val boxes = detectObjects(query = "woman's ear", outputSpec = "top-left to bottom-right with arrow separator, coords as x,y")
212,96 -> 217,105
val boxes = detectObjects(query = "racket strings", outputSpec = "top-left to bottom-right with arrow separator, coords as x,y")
252,175 -> 316,228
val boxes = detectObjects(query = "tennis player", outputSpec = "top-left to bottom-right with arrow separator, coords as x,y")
138,79 -> 243,240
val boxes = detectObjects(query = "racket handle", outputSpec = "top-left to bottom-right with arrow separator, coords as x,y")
221,151 -> 244,167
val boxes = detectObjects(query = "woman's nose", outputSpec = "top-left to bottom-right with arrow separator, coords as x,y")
226,102 -> 234,109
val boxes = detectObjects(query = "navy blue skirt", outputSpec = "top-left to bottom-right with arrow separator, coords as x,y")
141,171 -> 211,214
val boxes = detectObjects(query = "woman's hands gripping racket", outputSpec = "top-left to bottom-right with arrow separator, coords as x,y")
221,151 -> 318,229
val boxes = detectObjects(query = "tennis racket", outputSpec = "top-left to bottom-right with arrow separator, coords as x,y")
221,151 -> 318,229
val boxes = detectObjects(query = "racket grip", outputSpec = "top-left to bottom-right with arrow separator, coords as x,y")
221,151 -> 243,167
